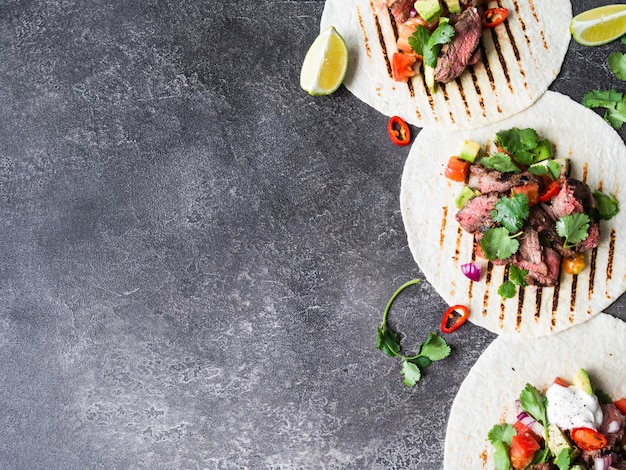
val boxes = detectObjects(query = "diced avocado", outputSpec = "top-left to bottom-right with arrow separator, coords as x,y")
455,185 -> 480,209
570,466 -> 586,470
443,0 -> 461,14
459,139 -> 481,163
572,368 -> 593,395
528,158 -> 570,179
547,424 -> 576,458
531,138 -> 553,164
414,0 -> 443,23
424,63 -> 436,93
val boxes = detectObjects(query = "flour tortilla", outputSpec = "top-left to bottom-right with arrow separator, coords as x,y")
320,0 -> 571,130
443,313 -> 626,469
400,91 -> 626,337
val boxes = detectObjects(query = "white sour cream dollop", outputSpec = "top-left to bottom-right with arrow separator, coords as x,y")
546,384 -> 603,430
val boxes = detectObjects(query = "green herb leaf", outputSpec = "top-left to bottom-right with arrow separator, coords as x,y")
480,152 -> 521,174
492,193 -> 530,233
376,326 -> 400,357
594,387 -> 613,404
582,89 -> 626,129
408,25 -> 430,57
554,448 -> 571,470
488,423 -> 516,445
411,355 -> 432,369
519,383 -> 548,427
495,127 -> 538,166
491,441 -> 511,470
408,21 -> 454,68
498,281 -> 517,299
419,332 -> 451,361
508,265 -> 528,287
555,213 -> 590,249
401,360 -> 421,387
609,51 -> 626,81
593,190 -> 619,221
480,227 -> 520,260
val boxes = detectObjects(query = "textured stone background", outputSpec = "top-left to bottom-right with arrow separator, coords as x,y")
0,1 -> 624,468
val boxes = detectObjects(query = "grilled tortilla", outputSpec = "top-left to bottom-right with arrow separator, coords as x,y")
400,91 -> 626,337
319,0 -> 571,130
443,312 -> 626,468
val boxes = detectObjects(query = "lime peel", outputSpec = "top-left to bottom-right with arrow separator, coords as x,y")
300,25 -> 348,96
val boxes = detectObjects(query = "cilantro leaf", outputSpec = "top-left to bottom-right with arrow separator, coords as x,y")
594,387 -> 613,404
509,265 -> 528,287
377,279 -> 451,386
408,21 -> 454,68
488,423 -> 516,445
519,383 -> 548,427
491,441 -> 511,470
480,152 -> 521,174
609,51 -> 626,81
419,332 -> 451,361
495,127 -> 538,166
376,326 -> 400,357
554,448 -> 571,470
498,281 -> 517,299
480,227 -> 520,260
492,193 -> 530,233
555,213 -> 590,249
582,89 -> 626,129
593,190 -> 619,220
401,360 -> 421,387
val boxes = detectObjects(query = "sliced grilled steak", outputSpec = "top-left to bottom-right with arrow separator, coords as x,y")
434,8 -> 483,83
455,193 -> 498,233
528,463 -> 557,470
512,228 -> 561,286
470,165 -> 541,194
527,204 -> 576,258
550,177 -> 595,218
599,403 -> 625,447
387,0 -> 414,24
460,0 -> 486,8
577,222 -> 600,252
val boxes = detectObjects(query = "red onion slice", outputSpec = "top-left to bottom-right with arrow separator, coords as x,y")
461,263 -> 481,282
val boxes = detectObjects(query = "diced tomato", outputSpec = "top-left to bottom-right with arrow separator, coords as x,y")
391,52 -> 418,82
445,156 -> 471,182
511,183 -> 539,205
513,420 -> 542,442
571,427 -> 608,451
509,434 -> 540,469
614,397 -> 626,415
553,376 -> 569,387
562,253 -> 586,275
396,17 -> 428,53
539,181 -> 561,202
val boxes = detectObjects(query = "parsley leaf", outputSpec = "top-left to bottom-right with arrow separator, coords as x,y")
582,89 -> 626,129
480,152 -> 521,174
492,193 -> 530,233
555,213 -> 590,249
519,383 -> 548,428
593,191 -> 619,221
609,51 -> 626,81
480,227 -> 520,261
377,279 -> 451,386
408,20 -> 454,68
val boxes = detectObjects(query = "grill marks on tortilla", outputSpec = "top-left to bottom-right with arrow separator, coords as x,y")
607,229 -> 616,282
357,7 -> 372,59
370,1 -> 393,79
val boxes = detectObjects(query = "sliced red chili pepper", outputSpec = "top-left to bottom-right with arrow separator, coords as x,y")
482,8 -> 508,28
440,304 -> 469,333
539,181 -> 561,202
570,427 -> 608,451
387,116 -> 411,146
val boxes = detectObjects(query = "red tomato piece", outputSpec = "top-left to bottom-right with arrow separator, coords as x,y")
614,397 -> 626,415
512,183 -> 539,205
571,427 -> 608,451
391,52 -> 417,82
445,156 -> 470,182
482,7 -> 508,28
509,434 -> 540,469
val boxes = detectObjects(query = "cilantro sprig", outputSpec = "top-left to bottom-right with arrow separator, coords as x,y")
408,20 -> 455,68
376,279 -> 451,387
488,423 -> 515,470
492,193 -> 530,233
498,265 -> 528,299
555,213 -> 590,249
582,89 -> 626,129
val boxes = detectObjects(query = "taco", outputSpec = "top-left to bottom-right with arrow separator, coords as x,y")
400,91 -> 626,337
443,313 -> 626,469
319,0 -> 571,130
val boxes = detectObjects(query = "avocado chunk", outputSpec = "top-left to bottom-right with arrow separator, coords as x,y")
547,424 -> 576,458
424,63 -> 436,93
459,139 -> 481,163
528,158 -> 570,179
572,368 -> 593,395
414,0 -> 443,23
455,186 -> 480,209
443,0 -> 461,14
531,138 -> 553,163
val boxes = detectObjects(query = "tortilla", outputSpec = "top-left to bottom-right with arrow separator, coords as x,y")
443,312 -> 626,469
400,91 -> 626,337
319,0 -> 571,130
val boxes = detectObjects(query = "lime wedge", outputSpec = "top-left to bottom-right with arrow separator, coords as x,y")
300,26 -> 348,96
571,4 -> 626,46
